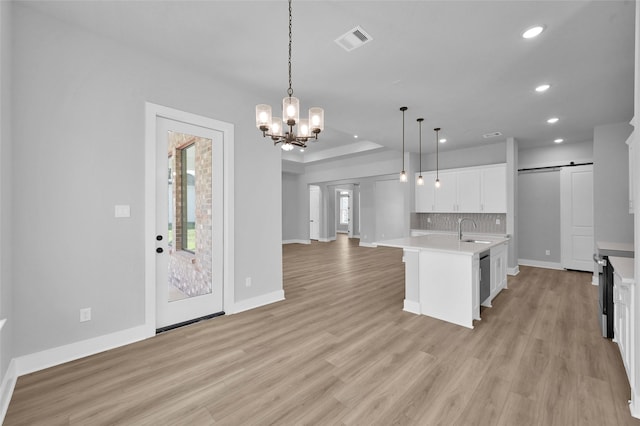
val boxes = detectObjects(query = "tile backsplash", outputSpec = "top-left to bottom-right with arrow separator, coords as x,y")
411,213 -> 507,235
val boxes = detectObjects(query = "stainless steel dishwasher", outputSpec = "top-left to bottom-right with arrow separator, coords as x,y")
480,251 -> 490,305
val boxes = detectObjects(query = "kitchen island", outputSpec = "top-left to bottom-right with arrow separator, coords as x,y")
376,233 -> 509,328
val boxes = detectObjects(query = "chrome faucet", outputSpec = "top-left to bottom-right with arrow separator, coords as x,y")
458,218 -> 477,241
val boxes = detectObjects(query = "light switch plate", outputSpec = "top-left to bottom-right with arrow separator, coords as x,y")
115,205 -> 131,218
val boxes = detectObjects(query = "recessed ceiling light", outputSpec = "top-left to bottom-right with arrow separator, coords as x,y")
554,138 -> 564,144
522,25 -> 545,39
439,138 -> 447,143
354,134 -> 358,139
535,84 -> 551,92
299,148 -> 305,152
547,117 -> 559,124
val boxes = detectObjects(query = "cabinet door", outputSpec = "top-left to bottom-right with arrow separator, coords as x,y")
434,170 -> 457,212
481,164 -> 507,212
415,171 -> 436,212
457,169 -> 481,212
628,134 -> 634,213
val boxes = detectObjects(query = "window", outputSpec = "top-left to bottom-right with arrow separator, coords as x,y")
340,193 -> 349,225
181,143 -> 196,252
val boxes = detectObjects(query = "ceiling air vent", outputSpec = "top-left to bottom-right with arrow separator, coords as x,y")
335,26 -> 372,52
482,131 -> 503,139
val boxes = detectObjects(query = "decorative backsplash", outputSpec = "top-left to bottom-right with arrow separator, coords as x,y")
410,213 -> 507,235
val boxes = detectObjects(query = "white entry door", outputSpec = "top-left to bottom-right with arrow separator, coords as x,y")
309,185 -> 320,240
155,116 -> 224,329
561,164 -> 594,272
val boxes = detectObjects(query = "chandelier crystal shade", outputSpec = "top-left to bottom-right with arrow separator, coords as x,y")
255,0 -> 324,151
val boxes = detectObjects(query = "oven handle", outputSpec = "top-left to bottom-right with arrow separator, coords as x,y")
593,253 -> 607,266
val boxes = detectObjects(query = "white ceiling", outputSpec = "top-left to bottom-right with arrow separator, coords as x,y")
21,0 -> 635,163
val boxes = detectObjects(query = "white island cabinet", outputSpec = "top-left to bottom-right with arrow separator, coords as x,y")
376,234 -> 509,328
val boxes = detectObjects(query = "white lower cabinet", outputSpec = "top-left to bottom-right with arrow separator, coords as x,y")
613,272 -> 634,381
483,241 -> 508,307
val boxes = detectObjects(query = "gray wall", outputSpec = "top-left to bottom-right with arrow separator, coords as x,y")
519,141 -> 593,169
518,170 -> 562,263
0,0 -> 13,388
12,5 -> 282,356
593,122 -> 634,244
517,141 -> 594,265
421,141 -> 507,171
374,179 -> 406,241
282,172 -> 304,242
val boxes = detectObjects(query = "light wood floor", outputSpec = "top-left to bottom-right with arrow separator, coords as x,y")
5,235 -> 640,425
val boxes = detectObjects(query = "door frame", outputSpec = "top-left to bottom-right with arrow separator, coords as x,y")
145,102 -> 234,332
309,185 -> 320,240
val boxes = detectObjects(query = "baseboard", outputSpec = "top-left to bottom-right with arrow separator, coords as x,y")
631,387 -> 640,419
282,239 -> 310,245
15,324 -> 153,377
359,242 -> 377,248
508,265 -> 520,276
230,290 -> 285,315
518,259 -> 563,270
403,300 -> 420,315
0,359 -> 17,424
318,237 -> 336,243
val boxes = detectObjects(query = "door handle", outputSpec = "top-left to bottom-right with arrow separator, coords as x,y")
156,247 -> 164,254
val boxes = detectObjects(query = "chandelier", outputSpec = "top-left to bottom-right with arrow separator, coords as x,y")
255,0 -> 324,151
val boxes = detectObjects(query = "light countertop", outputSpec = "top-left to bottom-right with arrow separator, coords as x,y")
375,233 -> 509,255
609,256 -> 635,284
596,241 -> 634,258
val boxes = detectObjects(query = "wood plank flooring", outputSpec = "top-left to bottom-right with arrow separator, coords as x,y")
5,234 -> 640,425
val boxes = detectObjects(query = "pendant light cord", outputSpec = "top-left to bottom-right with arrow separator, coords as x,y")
287,0 -> 293,97
418,118 -> 423,174
435,128 -> 440,180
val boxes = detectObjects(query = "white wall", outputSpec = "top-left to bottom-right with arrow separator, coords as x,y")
0,0 -> 14,391
12,5 -> 282,356
593,122 -> 634,244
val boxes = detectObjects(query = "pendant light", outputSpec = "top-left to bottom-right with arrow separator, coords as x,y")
434,127 -> 441,188
255,0 -> 324,150
417,118 -> 424,185
399,106 -> 408,182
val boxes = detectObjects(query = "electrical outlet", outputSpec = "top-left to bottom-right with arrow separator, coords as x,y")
245,277 -> 252,287
427,217 -> 431,223
80,308 -> 91,322
496,219 -> 501,225
545,250 -> 551,256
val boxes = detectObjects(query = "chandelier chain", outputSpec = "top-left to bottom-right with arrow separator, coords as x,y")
287,0 -> 293,97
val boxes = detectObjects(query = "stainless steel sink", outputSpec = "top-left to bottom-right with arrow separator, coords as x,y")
461,239 -> 492,244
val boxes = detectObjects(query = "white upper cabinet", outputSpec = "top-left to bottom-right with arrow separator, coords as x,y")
480,164 -> 507,212
434,170 -> 458,212
414,164 -> 507,213
456,169 -> 481,212
415,171 -> 436,212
